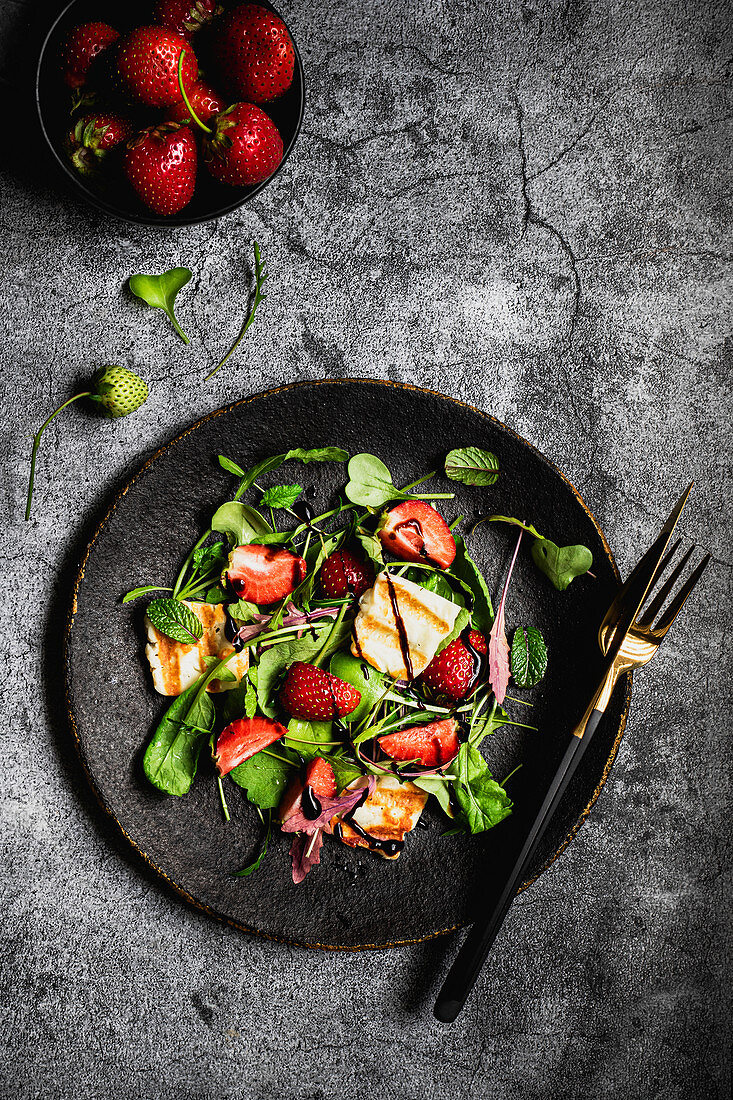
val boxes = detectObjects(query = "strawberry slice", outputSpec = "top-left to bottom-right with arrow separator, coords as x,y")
279,662 -> 361,720
215,717 -> 287,776
378,717 -> 460,767
379,500 -> 456,569
419,630 -> 487,701
305,757 -> 337,800
227,544 -> 307,604
319,549 -> 374,600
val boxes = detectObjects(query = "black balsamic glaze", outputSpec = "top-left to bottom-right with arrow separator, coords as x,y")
352,631 -> 364,660
301,784 -> 322,820
342,817 -> 405,857
460,627 -> 484,696
384,572 -> 414,681
360,663 -> 370,681
292,500 -> 315,524
224,611 -> 245,652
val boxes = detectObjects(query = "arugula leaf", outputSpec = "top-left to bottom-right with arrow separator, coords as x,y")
217,455 -> 245,477
531,539 -> 593,591
487,516 -> 544,540
511,626 -> 548,687
355,527 -> 384,570
146,598 -> 203,644
129,267 -> 191,345
415,570 -> 456,602
260,484 -> 302,510
250,532 -> 295,546
215,676 -> 258,727
211,501 -> 271,545
345,454 -> 453,509
452,743 -> 513,833
221,447 -> 348,498
285,718 -> 334,761
413,775 -> 454,818
230,752 -> 293,809
327,755 -> 364,792
445,447 -> 499,486
232,811 -> 272,876
192,541 -> 228,575
143,683 -> 214,795
206,242 -> 268,381
435,606 -> 471,654
329,650 -> 386,724
450,536 -> 494,634
122,584 -> 173,604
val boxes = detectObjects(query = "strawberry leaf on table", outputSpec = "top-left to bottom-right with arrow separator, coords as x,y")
444,447 -> 500,486
259,484 -> 302,510
511,626 -> 548,687
146,597 -> 203,643
143,681 -> 215,795
230,751 -> 294,810
211,501 -> 271,545
128,267 -> 192,344
452,743 -> 513,833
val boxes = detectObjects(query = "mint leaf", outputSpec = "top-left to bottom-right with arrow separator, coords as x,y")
129,267 -> 191,344
445,447 -> 499,486
511,626 -> 548,687
147,598 -> 203,644
259,483 -> 302,510
452,743 -> 513,833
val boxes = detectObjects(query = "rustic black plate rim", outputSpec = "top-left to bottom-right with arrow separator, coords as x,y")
64,378 -> 633,951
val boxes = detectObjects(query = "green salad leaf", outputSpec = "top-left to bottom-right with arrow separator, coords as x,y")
211,501 -> 271,545
450,536 -> 494,634
329,650 -> 386,724
219,447 -> 349,498
453,743 -> 513,833
129,267 -> 191,344
143,682 -> 214,796
413,775 -> 454,818
260,484 -> 302,510
256,631 -> 344,718
226,598 -> 259,623
230,752 -> 293,810
486,516 -> 544,540
146,598 -> 203,644
345,453 -> 454,509
531,539 -> 593,591
444,447 -> 499,486
355,527 -> 385,570
511,626 -> 548,687
435,605 -> 471,654
285,718 -> 334,760
232,811 -> 272,876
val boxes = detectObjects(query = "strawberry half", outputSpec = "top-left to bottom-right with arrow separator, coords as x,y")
124,123 -> 197,215
215,717 -> 287,776
379,500 -> 456,569
203,102 -> 283,186
319,549 -> 374,601
66,113 -> 132,175
168,80 -> 226,124
153,0 -> 220,39
214,3 -> 295,104
379,717 -> 460,767
279,662 -> 361,720
305,757 -> 337,800
227,544 -> 306,604
419,630 -> 487,701
116,26 -> 198,108
61,22 -> 120,89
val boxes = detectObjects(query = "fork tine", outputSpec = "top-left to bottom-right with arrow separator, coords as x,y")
652,553 -> 711,635
638,544 -> 695,627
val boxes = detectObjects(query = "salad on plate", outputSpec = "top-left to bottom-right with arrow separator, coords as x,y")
125,445 -> 590,883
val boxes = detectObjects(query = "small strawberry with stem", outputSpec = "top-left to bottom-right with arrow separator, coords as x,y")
26,367 -> 148,520
153,0 -> 222,39
66,113 -> 133,175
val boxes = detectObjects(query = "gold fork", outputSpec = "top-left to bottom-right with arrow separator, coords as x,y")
434,484 -> 711,1023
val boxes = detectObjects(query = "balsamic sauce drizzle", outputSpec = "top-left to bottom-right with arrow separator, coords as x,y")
384,571 -> 414,681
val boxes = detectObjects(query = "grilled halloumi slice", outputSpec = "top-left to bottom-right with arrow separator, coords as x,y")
145,601 -> 249,696
334,775 -> 428,860
351,573 -> 461,679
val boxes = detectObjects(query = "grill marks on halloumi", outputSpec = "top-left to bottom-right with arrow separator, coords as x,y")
351,573 -> 461,679
334,775 -> 428,860
145,601 -> 249,696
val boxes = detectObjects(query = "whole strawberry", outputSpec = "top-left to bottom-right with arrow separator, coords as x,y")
320,549 -> 374,601
153,0 -> 221,39
117,26 -> 198,108
169,80 -> 226,125
66,113 -> 133,175
419,630 -> 487,702
214,3 -> 295,103
279,662 -> 361,721
204,102 -> 283,186
125,123 -> 197,215
61,22 -> 119,88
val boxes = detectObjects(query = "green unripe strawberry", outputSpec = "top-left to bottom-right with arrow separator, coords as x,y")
25,367 -> 149,519
90,366 -> 149,418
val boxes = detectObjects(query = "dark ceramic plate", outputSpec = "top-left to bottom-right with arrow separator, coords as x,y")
36,0 -> 304,227
65,380 -> 631,949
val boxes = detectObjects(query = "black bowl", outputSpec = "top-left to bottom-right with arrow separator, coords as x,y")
35,0 -> 305,227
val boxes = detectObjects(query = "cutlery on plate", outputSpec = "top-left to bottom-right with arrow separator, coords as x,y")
434,483 -> 710,1023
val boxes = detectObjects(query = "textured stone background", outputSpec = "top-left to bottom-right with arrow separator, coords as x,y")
1,0 -> 731,1097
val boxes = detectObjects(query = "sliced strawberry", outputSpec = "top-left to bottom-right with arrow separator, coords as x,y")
305,757 -> 337,800
419,630 -> 486,701
379,500 -> 456,569
168,81 -> 226,124
319,549 -> 374,600
227,544 -> 307,604
215,716 -> 286,776
279,662 -> 361,720
378,717 -> 460,767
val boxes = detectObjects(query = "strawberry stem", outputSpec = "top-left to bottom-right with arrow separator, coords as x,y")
26,392 -> 91,520
177,49 -> 211,133
312,604 -> 348,669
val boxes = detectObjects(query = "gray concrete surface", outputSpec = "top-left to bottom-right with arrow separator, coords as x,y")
1,0 -> 731,1097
